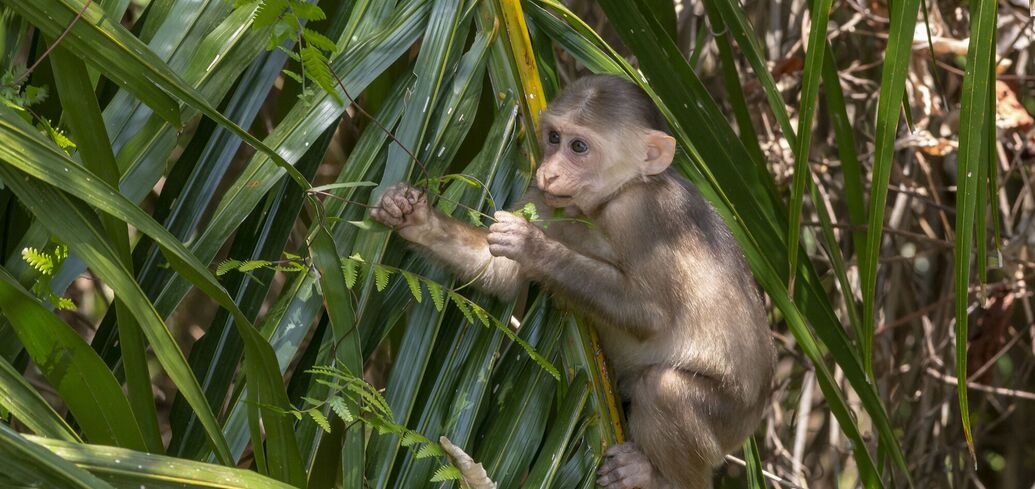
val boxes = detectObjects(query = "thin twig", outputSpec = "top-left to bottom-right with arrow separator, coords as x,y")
13,0 -> 94,86
724,454 -> 806,489
328,68 -> 432,191
925,367 -> 1035,401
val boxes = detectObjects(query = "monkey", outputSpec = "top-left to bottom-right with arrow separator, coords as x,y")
371,74 -> 775,489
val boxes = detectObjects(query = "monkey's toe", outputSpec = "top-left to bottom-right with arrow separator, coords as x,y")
597,444 -> 656,489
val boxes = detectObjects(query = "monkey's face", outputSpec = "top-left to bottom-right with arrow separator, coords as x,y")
537,113 -> 677,212
536,115 -> 603,209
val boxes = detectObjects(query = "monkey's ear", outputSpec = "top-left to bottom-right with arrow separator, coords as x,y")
643,131 -> 676,175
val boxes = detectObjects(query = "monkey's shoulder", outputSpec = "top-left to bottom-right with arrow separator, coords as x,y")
604,173 -> 737,248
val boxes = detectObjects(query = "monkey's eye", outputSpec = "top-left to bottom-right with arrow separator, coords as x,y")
570,139 -> 588,154
548,130 -> 561,144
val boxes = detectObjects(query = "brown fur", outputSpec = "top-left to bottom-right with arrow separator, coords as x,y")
371,75 -> 775,489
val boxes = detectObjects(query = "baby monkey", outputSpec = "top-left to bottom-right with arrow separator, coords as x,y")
371,75 -> 775,489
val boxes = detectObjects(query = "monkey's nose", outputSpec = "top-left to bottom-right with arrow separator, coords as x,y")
539,172 -> 558,187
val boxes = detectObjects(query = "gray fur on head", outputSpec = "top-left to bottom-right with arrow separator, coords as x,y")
544,74 -> 668,133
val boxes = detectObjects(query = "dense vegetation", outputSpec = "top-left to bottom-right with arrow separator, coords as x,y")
0,0 -> 1031,487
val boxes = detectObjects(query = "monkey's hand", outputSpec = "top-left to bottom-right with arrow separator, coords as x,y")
370,183 -> 434,242
487,211 -> 548,264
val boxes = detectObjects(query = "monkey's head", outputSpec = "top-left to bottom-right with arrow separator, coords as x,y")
537,74 -> 676,211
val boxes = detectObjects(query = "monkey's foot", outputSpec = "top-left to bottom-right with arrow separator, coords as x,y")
596,443 -> 664,489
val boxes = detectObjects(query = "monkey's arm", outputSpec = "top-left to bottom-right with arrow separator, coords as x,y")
371,184 -> 524,299
488,212 -> 666,336
403,212 -> 524,299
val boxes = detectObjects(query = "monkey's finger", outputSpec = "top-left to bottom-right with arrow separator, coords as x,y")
406,187 -> 423,204
488,243 -> 517,258
381,197 -> 404,219
486,233 -> 515,247
372,210 -> 402,227
488,222 -> 523,235
387,182 -> 410,193
393,195 -> 413,215
493,210 -> 521,224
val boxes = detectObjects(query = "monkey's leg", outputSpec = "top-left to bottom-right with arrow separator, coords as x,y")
601,367 -> 739,489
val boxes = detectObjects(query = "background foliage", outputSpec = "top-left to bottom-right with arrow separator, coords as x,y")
0,0 -> 1032,487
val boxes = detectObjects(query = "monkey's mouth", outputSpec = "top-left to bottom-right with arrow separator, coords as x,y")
543,192 -> 573,206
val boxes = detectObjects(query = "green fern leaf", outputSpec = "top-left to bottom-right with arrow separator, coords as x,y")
515,201 -> 539,222
430,465 -> 462,482
345,382 -> 390,417
467,208 -> 482,226
329,396 -> 353,422
424,279 -> 445,311
54,297 -> 76,311
400,431 -> 420,447
49,128 -> 75,152
511,333 -> 560,381
303,28 -> 337,53
21,247 -> 53,274
216,259 -> 242,276
402,272 -> 423,303
365,417 -> 394,435
373,265 -> 392,292
448,291 -> 475,324
470,303 -> 491,327
273,262 -> 307,273
290,1 -> 326,21
238,260 -> 272,272
282,69 -> 304,84
252,0 -> 287,28
37,118 -> 75,153
416,443 -> 446,459
308,408 -> 331,433
53,244 -> 68,263
300,46 -> 343,105
341,258 -> 359,289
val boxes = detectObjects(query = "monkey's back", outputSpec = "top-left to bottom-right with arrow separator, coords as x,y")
582,170 -> 775,410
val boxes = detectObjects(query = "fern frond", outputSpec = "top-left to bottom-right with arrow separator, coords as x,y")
216,259 -> 242,275
372,264 -> 392,292
289,1 -> 326,21
273,261 -> 307,273
53,297 -> 76,311
402,272 -> 423,303
251,0 -> 287,28
424,279 -> 445,311
400,431 -> 424,447
448,291 -> 476,324
430,465 -> 462,482
329,396 -> 354,422
308,408 -> 331,433
416,443 -> 447,459
470,303 -> 491,327
300,46 -> 342,105
238,259 -> 272,272
302,28 -> 336,53
341,258 -> 359,289
467,208 -> 483,226
53,244 -> 68,262
345,382 -> 390,417
21,247 -> 53,274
